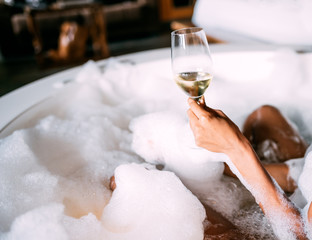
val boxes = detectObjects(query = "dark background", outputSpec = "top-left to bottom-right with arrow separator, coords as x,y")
0,0 -> 194,96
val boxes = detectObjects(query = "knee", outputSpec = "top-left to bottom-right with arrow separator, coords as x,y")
242,104 -> 280,139
255,105 -> 280,115
257,105 -> 276,111
246,105 -> 281,124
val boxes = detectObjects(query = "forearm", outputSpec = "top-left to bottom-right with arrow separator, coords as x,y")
226,141 -> 307,239
224,157 -> 297,193
227,141 -> 279,206
187,99 -> 307,238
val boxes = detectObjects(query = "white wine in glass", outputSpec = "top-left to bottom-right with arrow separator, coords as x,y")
171,27 -> 213,102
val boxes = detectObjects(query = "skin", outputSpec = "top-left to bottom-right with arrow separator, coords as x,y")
108,100 -> 311,238
224,104 -> 307,193
109,171 -> 250,239
187,98 -> 308,239
242,105 -> 307,162
224,161 -> 296,192
243,105 -> 312,226
263,163 -> 296,193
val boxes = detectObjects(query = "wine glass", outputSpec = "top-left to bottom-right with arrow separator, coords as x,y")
171,27 -> 213,103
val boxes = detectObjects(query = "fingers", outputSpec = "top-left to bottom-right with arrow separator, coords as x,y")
188,97 -> 220,119
187,108 -> 199,131
215,109 -> 226,117
188,98 -> 209,118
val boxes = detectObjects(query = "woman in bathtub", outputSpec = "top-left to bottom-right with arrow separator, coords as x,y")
188,97 -> 311,239
110,98 -> 311,239
223,104 -> 307,193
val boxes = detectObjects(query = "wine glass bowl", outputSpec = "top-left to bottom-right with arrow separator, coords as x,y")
171,27 -> 213,102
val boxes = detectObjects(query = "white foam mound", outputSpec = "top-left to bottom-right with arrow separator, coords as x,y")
298,145 -> 312,203
1,48 -> 312,239
130,111 -> 226,192
101,163 -> 206,240
0,131 -> 59,232
3,204 -> 67,240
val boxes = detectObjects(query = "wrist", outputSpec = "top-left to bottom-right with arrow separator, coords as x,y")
227,134 -> 254,164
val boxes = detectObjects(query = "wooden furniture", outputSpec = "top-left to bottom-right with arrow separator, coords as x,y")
25,3 -> 109,67
3,0 -> 158,61
158,0 -> 195,21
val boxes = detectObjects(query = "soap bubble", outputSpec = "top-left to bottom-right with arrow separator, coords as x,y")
1,51 -> 312,239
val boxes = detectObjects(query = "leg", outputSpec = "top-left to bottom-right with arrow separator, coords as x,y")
203,203 -> 252,239
224,105 -> 307,193
110,175 -> 251,238
243,105 -> 307,162
263,163 -> 297,193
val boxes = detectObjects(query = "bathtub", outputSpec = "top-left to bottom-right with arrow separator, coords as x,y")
1,44 -> 312,239
0,43 -> 292,138
0,47 -> 172,138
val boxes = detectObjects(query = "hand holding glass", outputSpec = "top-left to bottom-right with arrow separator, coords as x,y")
171,28 -> 213,102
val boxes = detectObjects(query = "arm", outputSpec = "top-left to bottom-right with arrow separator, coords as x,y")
187,98 -> 307,239
224,162 -> 297,193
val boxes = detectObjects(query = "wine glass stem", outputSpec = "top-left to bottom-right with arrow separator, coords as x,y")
194,95 -> 204,105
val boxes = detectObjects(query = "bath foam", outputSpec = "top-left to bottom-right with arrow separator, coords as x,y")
57,163 -> 207,240
21,102 -> 143,218
297,144 -> 312,236
101,163 -> 206,240
0,131 -> 59,232
61,82 -> 137,131
0,60 -> 205,239
298,145 -> 312,203
199,177 -> 255,219
129,110 -> 282,238
1,50 -> 312,239
307,220 -> 312,239
302,203 -> 312,240
62,213 -> 103,240
98,58 -> 189,117
286,158 -> 305,186
231,204 -> 276,239
130,111 -> 226,192
0,79 -> 142,237
58,168 -> 112,220
2,204 -> 67,240
224,158 -> 307,240
26,115 -> 136,177
98,58 -> 172,104
72,59 -> 183,121
200,49 -> 308,135
290,188 -> 308,210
